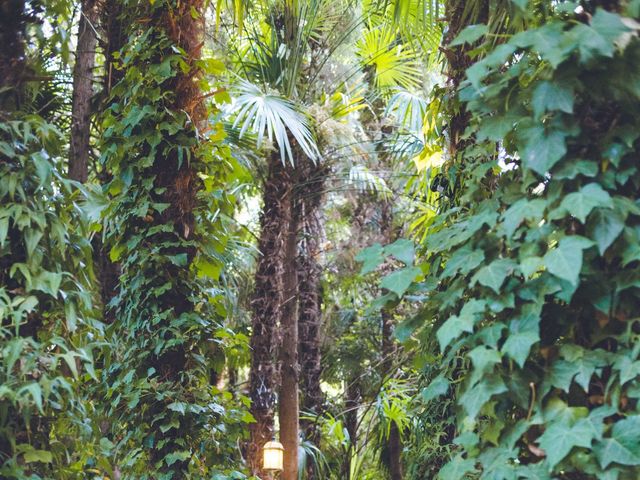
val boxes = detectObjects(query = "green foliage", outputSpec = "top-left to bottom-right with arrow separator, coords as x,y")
401,3 -> 640,478
97,1 -> 249,478
0,117 -> 98,478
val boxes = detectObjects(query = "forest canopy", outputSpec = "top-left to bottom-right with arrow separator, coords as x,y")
1,0 -> 640,479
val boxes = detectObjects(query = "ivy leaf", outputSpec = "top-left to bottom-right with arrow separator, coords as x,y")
450,24 -> 488,46
471,259 -> 517,293
511,23 -> 566,67
588,208 -> 625,255
556,183 -> 613,223
522,126 -> 567,175
380,266 -> 421,297
537,419 -> 596,469
468,346 -> 501,374
595,416 -> 640,468
468,346 -> 502,384
502,331 -> 539,368
591,8 -> 630,45
460,374 -> 507,419
356,243 -> 385,274
614,355 -> 640,385
544,235 -> 594,286
384,238 -> 415,265
437,454 -> 476,480
165,450 -> 191,467
421,375 -> 450,403
442,246 -> 485,278
532,81 -> 574,119
502,199 -> 546,238
437,299 -> 486,351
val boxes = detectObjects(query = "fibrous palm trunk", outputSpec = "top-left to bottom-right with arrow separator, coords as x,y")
296,158 -> 327,479
248,152 -> 297,478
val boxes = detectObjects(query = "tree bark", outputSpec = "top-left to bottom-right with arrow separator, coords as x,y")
69,0 -> 98,182
248,153 -> 295,478
94,0 -> 125,323
0,1 -> 28,113
443,0 -> 488,156
297,159 -> 326,456
279,172 -> 300,480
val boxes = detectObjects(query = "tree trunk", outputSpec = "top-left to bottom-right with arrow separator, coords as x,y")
94,0 -> 125,323
100,0 -> 211,475
382,307 -> 403,480
279,173 -> 300,480
69,0 -> 98,182
0,0 -> 28,112
297,159 -> 326,457
248,153 -> 296,478
344,376 -> 360,478
443,0 -> 488,156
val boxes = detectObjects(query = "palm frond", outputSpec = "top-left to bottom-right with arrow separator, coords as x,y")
231,80 -> 320,165
384,89 -> 427,133
347,165 -> 392,197
357,26 -> 422,91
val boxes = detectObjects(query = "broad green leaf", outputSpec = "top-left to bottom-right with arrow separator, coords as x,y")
588,208 -> 625,255
20,383 -> 44,413
165,450 -> 191,466
23,449 -> 53,463
451,24 -> 488,46
502,331 -> 539,368
384,238 -> 415,265
537,419 -> 596,469
502,199 -> 546,238
437,454 -> 476,480
356,243 -> 385,274
556,183 -> 613,223
532,81 -> 574,119
544,236 -> 594,286
421,375 -> 450,403
168,253 -> 188,266
380,266 -> 421,297
595,416 -> 640,468
460,374 -> 507,419
437,299 -> 486,351
442,246 -> 484,278
522,127 -> 566,175
471,259 -> 517,293
591,9 -> 630,45
468,346 -> 501,374
511,23 -> 566,67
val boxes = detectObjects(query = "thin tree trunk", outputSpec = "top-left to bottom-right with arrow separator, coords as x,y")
248,153 -> 294,478
382,307 -> 403,480
94,0 -> 125,323
344,376 -> 360,478
279,171 -> 300,480
69,0 -> 98,182
297,159 -> 326,456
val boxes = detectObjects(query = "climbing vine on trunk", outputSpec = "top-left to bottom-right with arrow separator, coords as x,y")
98,0 -> 247,477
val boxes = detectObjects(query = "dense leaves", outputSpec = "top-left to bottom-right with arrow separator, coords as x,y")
404,3 -> 640,478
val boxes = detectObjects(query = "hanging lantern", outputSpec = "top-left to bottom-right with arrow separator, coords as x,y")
263,439 -> 284,472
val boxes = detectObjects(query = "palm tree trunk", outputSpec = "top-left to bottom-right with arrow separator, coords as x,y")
69,0 -> 98,182
443,0 -> 488,155
297,159 -> 326,454
248,153 -> 296,478
279,178 -> 300,480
